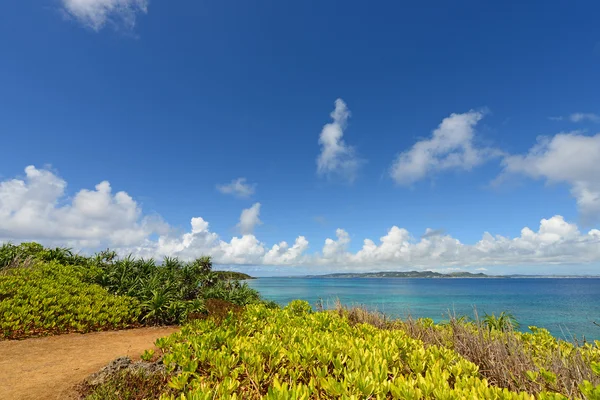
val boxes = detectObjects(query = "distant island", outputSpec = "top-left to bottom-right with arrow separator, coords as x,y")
303,271 -> 600,279
214,271 -> 255,280
306,271 -> 490,278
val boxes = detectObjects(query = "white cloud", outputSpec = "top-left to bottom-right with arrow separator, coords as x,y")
1,166 -> 599,270
0,166 -> 163,248
570,113 -> 600,123
350,226 -> 460,267
500,132 -> 600,222
127,218 -> 267,265
216,235 -> 266,265
316,215 -> 600,268
139,214 -> 599,269
320,229 -> 351,264
237,203 -> 262,235
216,178 -> 256,198
62,0 -> 148,31
390,110 -> 500,185
317,99 -> 362,182
264,236 -> 309,265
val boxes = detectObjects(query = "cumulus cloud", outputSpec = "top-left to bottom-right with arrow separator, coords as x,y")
1,166 -> 599,269
62,0 -> 148,31
317,99 -> 363,182
216,178 -> 256,198
390,110 -> 500,185
499,132 -> 600,222
0,165 -> 163,248
315,216 -> 600,268
237,203 -> 262,235
127,217 -> 268,265
264,236 -> 309,265
137,214 -> 599,269
321,229 -> 351,263
570,113 -> 600,123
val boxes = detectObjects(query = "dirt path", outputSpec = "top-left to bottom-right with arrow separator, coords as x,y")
0,327 -> 179,400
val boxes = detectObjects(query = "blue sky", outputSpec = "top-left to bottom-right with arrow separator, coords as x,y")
1,1 -> 599,275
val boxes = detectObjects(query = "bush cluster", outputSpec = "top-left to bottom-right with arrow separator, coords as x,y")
0,242 -> 262,338
151,301 -> 600,399
89,251 -> 261,325
0,262 -> 139,339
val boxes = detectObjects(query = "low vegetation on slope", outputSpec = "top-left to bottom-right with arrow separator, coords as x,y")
0,261 -> 140,339
3,242 -> 600,398
84,301 -> 600,400
0,242 -> 262,339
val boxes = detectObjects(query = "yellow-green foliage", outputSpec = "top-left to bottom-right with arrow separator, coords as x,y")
519,326 -> 600,366
390,313 -> 600,397
153,300 -> 593,399
0,262 -> 139,339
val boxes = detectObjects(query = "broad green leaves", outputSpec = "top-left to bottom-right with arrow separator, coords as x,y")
0,262 -> 139,339
155,302 -> 573,399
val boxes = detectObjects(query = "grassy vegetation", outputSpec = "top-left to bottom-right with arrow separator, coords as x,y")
335,303 -> 600,399
83,301 -> 600,400
81,369 -> 173,400
0,242 -> 262,339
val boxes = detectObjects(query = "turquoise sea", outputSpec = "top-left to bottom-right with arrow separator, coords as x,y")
247,277 -> 600,341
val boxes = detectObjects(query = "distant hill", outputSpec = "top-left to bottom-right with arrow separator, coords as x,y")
214,271 -> 254,280
307,271 -> 491,278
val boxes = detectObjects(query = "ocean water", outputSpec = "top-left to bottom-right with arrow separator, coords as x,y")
247,277 -> 600,341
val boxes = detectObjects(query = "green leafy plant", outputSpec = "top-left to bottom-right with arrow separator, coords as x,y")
141,349 -> 155,362
483,311 -> 520,332
0,262 -> 139,339
152,302 -> 588,400
0,243 -> 261,336
89,251 -> 261,324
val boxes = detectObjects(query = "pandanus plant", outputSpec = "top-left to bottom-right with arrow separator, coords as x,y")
482,311 -> 520,332
2,242 -> 263,327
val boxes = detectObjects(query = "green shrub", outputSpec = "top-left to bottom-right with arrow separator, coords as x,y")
1,242 -> 263,328
483,311 -> 520,332
201,280 -> 261,306
149,304 -> 564,399
0,262 -> 139,339
144,302 -> 600,399
0,242 -> 90,270
90,253 -> 261,324
284,299 -> 313,315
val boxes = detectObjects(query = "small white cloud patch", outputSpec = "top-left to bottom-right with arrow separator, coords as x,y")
216,178 -> 256,198
237,203 -> 262,235
570,113 -> 600,123
62,0 -> 148,31
317,99 -> 363,182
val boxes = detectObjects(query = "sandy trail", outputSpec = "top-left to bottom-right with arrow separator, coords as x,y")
0,327 -> 179,400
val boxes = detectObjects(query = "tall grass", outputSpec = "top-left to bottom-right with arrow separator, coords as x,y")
333,301 -> 600,398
